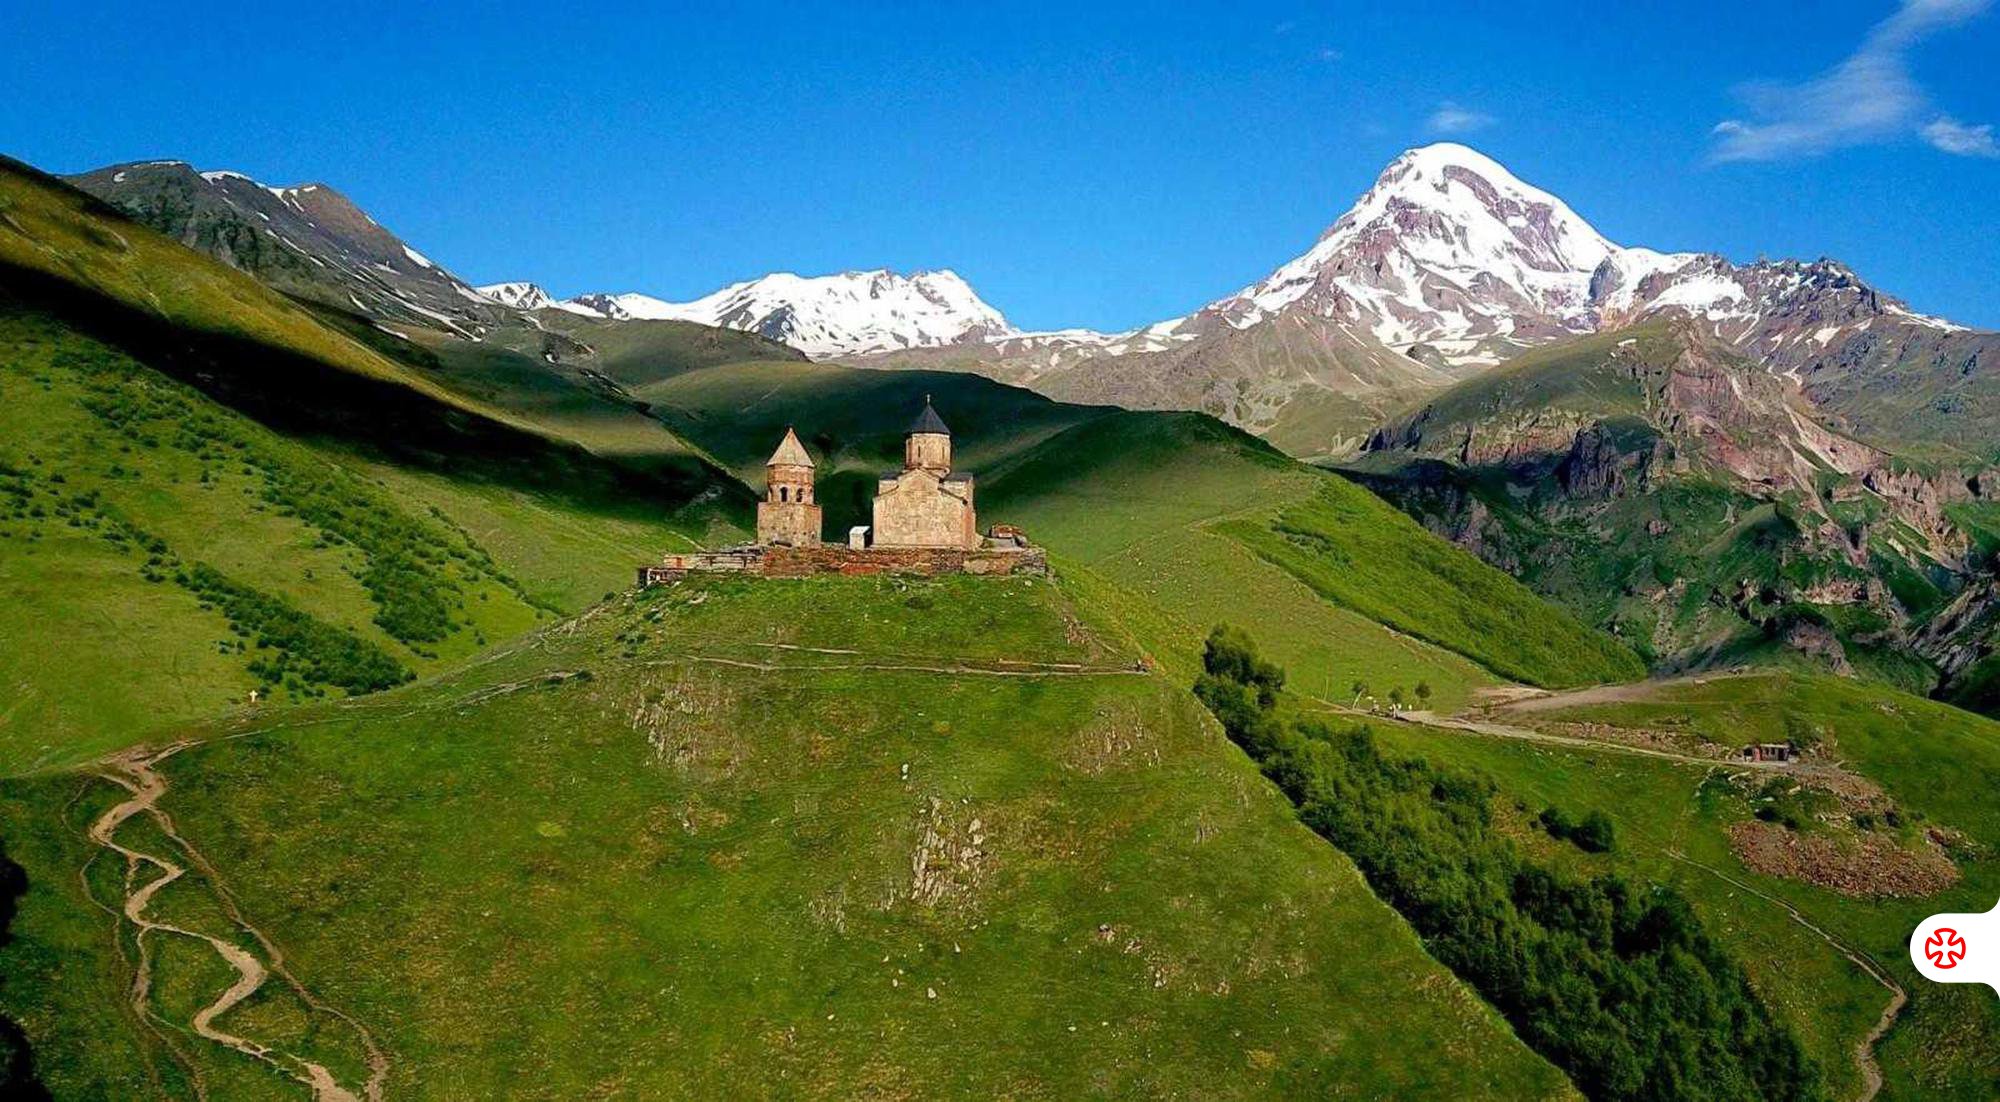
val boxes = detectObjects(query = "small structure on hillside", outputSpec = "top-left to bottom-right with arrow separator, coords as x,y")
639,398 -> 1044,584
1742,743 -> 1793,763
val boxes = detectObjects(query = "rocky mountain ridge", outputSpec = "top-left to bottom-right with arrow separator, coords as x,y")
67,161 -> 513,338
1352,319 -> 1998,698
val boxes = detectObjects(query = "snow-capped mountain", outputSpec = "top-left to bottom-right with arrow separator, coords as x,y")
559,269 -> 1014,358
856,142 -> 1989,456
1179,142 -> 1617,364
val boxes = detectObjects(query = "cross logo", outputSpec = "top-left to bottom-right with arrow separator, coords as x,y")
1925,927 -> 1967,970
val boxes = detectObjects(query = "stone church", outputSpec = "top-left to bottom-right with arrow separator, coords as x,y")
754,397 -> 979,550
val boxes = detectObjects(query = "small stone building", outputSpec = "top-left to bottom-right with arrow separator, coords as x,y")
755,427 -> 821,546
872,398 -> 979,549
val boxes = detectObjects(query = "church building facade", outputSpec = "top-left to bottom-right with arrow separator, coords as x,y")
871,398 -> 979,549
750,398 -> 981,551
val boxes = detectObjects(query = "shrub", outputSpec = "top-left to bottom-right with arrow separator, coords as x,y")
1539,806 -> 1617,853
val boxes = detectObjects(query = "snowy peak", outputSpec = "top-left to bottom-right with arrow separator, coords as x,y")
1192,143 -> 1622,361
561,269 -> 1014,358
1334,142 -> 1615,281
476,281 -> 556,310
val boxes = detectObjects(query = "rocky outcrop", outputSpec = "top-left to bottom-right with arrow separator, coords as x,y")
1556,423 -> 1660,498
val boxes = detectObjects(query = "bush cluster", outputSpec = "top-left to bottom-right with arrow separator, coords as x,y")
1194,626 -> 1822,1101
0,843 -> 50,1099
67,349 -> 513,645
182,564 -> 411,696
1539,806 -> 1617,853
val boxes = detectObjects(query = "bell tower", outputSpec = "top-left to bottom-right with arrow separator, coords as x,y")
904,394 -> 952,474
756,427 -> 822,546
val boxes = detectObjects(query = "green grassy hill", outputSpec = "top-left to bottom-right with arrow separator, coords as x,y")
0,160 -> 756,772
0,575 -> 1572,1099
1374,672 -> 2000,1099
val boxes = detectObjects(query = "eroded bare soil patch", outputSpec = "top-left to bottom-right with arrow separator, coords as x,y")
1727,820 -> 1960,898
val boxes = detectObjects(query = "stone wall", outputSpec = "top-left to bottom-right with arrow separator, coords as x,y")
756,499 -> 822,546
638,543 -> 1045,587
872,469 -> 978,549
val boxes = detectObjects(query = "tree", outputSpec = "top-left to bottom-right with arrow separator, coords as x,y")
1414,680 -> 1433,706
1204,626 -> 1284,707
1350,679 -> 1369,706
1388,686 -> 1407,711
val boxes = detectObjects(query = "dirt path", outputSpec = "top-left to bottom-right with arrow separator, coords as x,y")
648,653 -> 1151,678
1487,671 -> 1767,715
87,743 -> 389,1102
1391,708 -> 1797,772
1663,850 -> 1906,1102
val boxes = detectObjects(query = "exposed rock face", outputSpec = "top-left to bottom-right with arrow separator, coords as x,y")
1779,616 -> 1854,676
1368,321 -> 1885,502
1557,424 -> 1658,499
1354,320 -> 1993,686
1861,466 -> 1967,560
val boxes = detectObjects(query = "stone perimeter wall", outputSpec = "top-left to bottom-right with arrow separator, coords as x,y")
638,544 -> 1047,586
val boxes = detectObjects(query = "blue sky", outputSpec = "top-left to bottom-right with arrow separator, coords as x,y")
4,1 -> 1996,330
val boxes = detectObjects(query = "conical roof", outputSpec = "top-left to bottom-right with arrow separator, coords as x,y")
766,426 -> 814,467
906,395 -> 951,436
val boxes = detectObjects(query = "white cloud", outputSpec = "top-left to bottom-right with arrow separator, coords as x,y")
1711,0 -> 1994,162
1923,115 -> 2000,156
1427,101 -> 1494,134
1315,46 -> 1342,62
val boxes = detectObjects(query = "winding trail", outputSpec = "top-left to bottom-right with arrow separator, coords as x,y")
1664,851 -> 1906,1102
87,742 -> 389,1101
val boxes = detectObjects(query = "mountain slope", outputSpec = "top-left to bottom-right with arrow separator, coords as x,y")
1349,319 -> 1991,692
1592,253 -> 2000,460
0,156 -> 751,769
0,575 -> 1574,1099
68,160 -> 509,337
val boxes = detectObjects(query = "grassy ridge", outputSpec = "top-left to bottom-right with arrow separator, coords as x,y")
0,576 -> 1571,1098
1219,480 -> 1645,688
0,156 -> 751,527
979,411 -> 1510,710
0,307 -> 737,771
